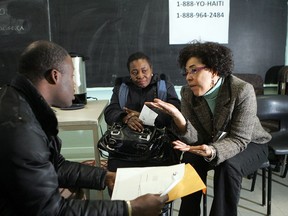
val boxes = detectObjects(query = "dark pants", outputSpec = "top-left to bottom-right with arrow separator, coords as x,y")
179,142 -> 268,216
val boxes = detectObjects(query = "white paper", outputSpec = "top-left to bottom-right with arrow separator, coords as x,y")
169,0 -> 230,44
139,105 -> 158,126
111,163 -> 185,201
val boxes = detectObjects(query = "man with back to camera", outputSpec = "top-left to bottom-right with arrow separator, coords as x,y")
0,40 -> 167,216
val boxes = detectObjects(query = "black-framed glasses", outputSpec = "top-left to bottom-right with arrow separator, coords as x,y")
182,66 -> 207,76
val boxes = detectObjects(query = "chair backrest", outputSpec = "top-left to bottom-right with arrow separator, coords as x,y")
264,65 -> 284,84
257,95 -> 288,132
234,73 -> 264,95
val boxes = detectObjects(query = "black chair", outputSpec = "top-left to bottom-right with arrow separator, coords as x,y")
253,95 -> 288,216
234,73 -> 264,95
278,66 -> 288,95
202,163 -> 270,216
264,65 -> 284,84
202,95 -> 288,216
249,161 -> 270,206
257,95 -> 288,177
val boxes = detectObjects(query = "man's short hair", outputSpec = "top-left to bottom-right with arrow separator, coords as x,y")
19,40 -> 69,83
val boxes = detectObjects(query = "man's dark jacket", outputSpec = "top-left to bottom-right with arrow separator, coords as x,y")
0,75 -> 127,216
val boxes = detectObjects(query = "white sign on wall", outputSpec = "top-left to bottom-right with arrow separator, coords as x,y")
169,0 -> 230,44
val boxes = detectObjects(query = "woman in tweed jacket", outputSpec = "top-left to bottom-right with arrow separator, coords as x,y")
146,41 -> 271,216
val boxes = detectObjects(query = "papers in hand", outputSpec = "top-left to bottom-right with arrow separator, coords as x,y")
111,163 -> 206,202
111,164 -> 184,200
139,105 -> 158,126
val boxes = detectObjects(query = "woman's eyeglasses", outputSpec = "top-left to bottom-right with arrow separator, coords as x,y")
182,66 -> 207,76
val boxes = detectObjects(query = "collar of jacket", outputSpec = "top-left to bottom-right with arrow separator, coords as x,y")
191,75 -> 232,138
10,74 -> 58,136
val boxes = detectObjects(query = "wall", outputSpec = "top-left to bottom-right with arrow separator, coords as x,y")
1,0 -> 285,162
0,0 -> 287,87
286,1 -> 288,65
86,86 -> 182,100
0,0 -> 50,85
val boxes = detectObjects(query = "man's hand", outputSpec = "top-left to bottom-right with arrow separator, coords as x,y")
130,194 -> 168,216
105,171 -> 116,191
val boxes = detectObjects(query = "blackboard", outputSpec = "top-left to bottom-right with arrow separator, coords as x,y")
0,0 -> 287,87
0,0 -> 50,86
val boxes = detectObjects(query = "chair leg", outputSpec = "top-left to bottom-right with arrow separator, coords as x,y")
262,168 -> 266,206
168,202 -> 173,216
161,202 -> 173,216
267,166 -> 272,216
203,192 -> 207,216
170,202 -> 173,216
250,171 -> 258,191
282,163 -> 288,178
281,156 -> 288,178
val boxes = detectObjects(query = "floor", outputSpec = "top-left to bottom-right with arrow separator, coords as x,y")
171,170 -> 288,216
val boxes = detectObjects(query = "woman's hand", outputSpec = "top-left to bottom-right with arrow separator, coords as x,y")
172,140 -> 213,157
124,107 -> 140,119
145,99 -> 186,131
122,107 -> 143,132
172,140 -> 191,152
126,115 -> 144,132
123,107 -> 140,124
145,99 -> 179,118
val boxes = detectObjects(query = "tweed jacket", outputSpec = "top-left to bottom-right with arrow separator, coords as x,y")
178,75 -> 271,165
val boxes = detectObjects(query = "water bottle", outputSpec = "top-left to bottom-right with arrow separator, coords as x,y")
70,53 -> 89,104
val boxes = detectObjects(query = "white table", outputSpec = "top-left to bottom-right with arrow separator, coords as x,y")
54,99 -> 109,199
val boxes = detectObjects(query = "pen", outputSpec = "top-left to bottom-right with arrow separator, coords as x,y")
160,172 -> 179,196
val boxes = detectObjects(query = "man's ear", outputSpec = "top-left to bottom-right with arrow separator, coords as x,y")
45,69 -> 59,84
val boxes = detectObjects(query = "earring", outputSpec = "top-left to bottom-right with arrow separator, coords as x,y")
211,79 -> 215,87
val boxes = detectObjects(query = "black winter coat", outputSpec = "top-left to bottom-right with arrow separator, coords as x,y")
104,74 -> 181,128
0,75 -> 127,216
104,74 -> 181,171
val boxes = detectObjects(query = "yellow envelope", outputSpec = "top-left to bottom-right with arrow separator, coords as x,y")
167,163 -> 206,202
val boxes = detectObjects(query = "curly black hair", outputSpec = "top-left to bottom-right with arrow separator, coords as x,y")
177,41 -> 233,77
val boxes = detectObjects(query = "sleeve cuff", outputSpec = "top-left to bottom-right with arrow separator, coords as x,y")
204,145 -> 217,162
126,200 -> 132,216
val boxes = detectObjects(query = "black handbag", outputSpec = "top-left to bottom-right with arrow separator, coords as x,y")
97,123 -> 180,163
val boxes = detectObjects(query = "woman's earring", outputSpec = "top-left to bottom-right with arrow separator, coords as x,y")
211,79 -> 215,87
